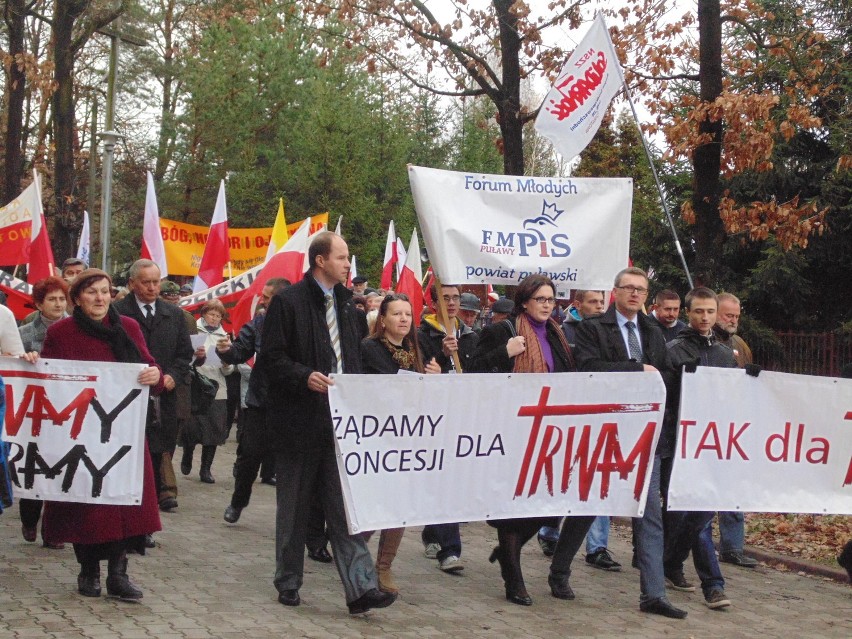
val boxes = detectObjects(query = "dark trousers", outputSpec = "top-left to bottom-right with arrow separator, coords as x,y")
549,515 -> 597,580
230,408 -> 278,509
273,447 -> 376,603
19,498 -> 43,529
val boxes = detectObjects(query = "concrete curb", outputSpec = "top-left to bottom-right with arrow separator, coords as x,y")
743,545 -> 849,584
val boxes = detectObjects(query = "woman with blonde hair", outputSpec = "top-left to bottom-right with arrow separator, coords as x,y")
360,293 -> 440,593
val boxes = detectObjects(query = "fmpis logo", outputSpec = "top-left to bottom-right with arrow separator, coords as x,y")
480,201 -> 572,258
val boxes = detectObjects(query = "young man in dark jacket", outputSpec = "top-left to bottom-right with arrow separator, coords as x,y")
415,283 -> 479,573
663,287 -> 736,610
258,232 -> 392,614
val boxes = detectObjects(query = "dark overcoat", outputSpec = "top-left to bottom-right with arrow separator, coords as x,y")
258,277 -> 367,453
114,296 -> 193,452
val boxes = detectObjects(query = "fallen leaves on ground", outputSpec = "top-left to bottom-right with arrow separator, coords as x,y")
745,513 -> 851,564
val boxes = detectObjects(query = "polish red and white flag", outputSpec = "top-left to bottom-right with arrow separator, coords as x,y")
216,218 -> 312,334
27,171 -> 55,282
141,171 -> 168,276
380,220 -> 397,289
347,255 -> 357,288
193,179 -> 230,292
395,228 -> 424,325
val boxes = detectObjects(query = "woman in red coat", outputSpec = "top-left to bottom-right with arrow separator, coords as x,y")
38,269 -> 163,601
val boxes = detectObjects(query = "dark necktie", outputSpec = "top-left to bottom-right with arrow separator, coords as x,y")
625,321 -> 643,362
144,304 -> 154,325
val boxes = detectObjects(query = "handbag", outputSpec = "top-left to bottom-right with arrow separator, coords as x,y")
190,366 -> 219,415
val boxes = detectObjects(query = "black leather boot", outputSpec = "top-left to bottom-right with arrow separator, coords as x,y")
199,445 -> 216,484
77,560 -> 101,597
106,551 -> 143,601
180,445 -> 194,476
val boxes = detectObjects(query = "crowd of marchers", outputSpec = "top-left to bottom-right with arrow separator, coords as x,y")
2,233 -> 850,617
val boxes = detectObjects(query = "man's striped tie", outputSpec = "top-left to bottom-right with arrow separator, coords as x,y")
325,293 -> 343,374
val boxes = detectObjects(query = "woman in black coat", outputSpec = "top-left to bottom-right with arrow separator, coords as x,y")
361,293 -> 440,594
470,274 -> 576,606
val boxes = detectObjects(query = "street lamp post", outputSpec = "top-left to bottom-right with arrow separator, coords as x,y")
99,129 -> 120,272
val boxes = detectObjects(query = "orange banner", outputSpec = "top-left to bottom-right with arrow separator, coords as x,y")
160,214 -> 328,276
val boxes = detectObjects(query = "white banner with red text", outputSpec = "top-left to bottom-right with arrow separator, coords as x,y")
1,358 -> 150,505
329,372 -> 665,533
409,166 -> 632,294
534,13 -> 625,162
668,367 -> 852,514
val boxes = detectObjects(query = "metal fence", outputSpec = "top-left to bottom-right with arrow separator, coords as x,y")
752,332 -> 852,377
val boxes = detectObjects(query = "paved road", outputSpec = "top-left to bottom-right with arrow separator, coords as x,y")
2,440 -> 850,638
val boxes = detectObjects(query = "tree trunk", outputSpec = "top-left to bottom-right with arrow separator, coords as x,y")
51,0 -> 91,263
154,0 -> 178,182
691,0 -> 725,286
494,0 -> 524,176
4,0 -> 28,202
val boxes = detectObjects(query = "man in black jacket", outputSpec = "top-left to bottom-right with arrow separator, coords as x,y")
115,259 -> 193,514
647,289 -> 687,343
574,267 -> 685,619
258,231 -> 393,614
416,283 -> 478,573
663,287 -> 735,610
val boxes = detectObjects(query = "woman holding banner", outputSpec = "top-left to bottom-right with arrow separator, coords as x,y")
180,299 -> 234,484
38,268 -> 163,601
470,274 -> 583,606
360,293 -> 440,594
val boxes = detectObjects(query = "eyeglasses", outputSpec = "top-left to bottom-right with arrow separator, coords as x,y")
616,285 -> 648,296
442,295 -> 461,303
531,296 -> 556,305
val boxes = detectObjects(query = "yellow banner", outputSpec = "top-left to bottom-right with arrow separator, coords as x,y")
160,214 -> 328,276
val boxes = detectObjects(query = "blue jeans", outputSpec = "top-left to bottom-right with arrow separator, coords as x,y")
718,511 -> 744,553
585,516 -> 610,554
421,523 -> 461,561
633,455 -> 666,603
664,511 -> 725,597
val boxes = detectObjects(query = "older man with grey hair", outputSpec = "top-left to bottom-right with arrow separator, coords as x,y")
114,259 -> 194,517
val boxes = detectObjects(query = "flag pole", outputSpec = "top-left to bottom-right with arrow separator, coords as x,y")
620,81 -> 694,289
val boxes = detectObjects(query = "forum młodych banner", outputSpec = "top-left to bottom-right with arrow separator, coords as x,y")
668,367 -> 852,515
329,372 -> 665,533
1,358 -> 150,505
408,166 -> 632,293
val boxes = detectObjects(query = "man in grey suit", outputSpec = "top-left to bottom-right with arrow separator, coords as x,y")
573,266 -> 685,619
115,259 -> 193,514
258,231 -> 394,614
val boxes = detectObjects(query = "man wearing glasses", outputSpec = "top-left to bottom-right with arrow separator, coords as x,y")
416,283 -> 479,573
574,267 -> 685,619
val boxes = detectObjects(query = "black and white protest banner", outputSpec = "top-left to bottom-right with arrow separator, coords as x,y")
1,358 -> 151,505
668,367 -> 852,515
408,166 -> 632,294
329,372 -> 665,533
